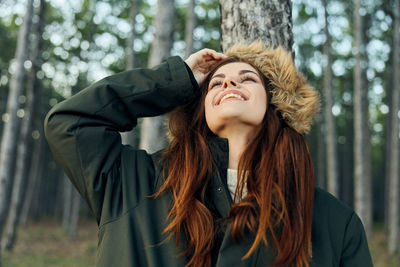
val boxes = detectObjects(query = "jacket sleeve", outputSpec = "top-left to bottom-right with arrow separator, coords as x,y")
339,212 -> 373,267
44,56 -> 197,224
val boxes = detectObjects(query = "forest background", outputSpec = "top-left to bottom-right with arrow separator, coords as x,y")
0,0 -> 399,266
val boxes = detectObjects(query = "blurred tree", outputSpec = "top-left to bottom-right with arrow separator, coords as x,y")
139,0 -> 175,153
0,13 -> 18,134
361,9 -> 373,239
353,0 -> 372,237
68,184 -> 81,240
121,0 -> 142,147
184,0 -> 196,58
62,174 -> 73,230
126,0 -> 141,69
388,0 -> 400,254
322,0 -> 339,197
19,126 -> 46,226
2,0 -> 47,252
0,0 -> 34,261
62,174 -> 81,240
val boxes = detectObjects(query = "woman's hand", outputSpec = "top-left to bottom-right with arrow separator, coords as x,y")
185,49 -> 227,86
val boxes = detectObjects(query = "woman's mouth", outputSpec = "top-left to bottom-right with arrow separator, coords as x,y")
217,90 -> 248,105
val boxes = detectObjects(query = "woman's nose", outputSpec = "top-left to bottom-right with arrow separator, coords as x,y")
222,78 -> 239,89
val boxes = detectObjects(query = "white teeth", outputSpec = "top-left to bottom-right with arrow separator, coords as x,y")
220,93 -> 245,104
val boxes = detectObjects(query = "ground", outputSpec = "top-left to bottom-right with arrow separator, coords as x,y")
2,220 -> 399,266
2,220 -> 97,267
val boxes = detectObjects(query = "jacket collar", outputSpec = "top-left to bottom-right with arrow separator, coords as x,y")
207,135 -> 229,169
207,135 -> 233,218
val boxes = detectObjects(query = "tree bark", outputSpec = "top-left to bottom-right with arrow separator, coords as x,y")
316,118 -> 326,189
361,24 -> 372,238
353,0 -> 372,237
388,0 -> 400,254
322,0 -> 339,197
139,0 -> 175,153
1,0 -> 47,252
0,0 -> 35,257
19,129 -> 44,227
121,0 -> 142,147
68,188 -> 81,240
126,0 -> 141,70
184,0 -> 196,59
62,175 -> 73,230
384,54 -> 393,232
219,0 -> 293,51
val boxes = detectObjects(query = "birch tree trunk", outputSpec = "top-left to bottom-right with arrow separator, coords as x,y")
353,0 -> 372,237
384,69 -> 392,231
361,26 -> 372,238
388,0 -> 400,254
62,175 -> 73,230
139,0 -> 175,153
0,0 -> 34,257
316,121 -> 326,189
184,0 -> 196,59
61,173 -> 81,239
219,0 -> 293,51
126,0 -> 141,70
19,129 -> 44,227
322,0 -> 338,197
69,188 -> 81,240
121,0 -> 142,147
2,0 -> 47,252
362,72 -> 372,237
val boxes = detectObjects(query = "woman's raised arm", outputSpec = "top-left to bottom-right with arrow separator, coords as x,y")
44,56 -> 196,224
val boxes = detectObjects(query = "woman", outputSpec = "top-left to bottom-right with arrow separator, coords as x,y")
45,41 -> 373,267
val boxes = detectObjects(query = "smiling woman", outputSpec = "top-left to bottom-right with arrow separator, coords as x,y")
204,61 -> 267,139
44,41 -> 373,267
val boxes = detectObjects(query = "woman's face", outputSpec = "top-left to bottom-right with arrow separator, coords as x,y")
204,62 -> 267,135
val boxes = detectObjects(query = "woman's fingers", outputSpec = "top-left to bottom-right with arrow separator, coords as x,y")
185,48 -> 227,85
202,49 -> 226,60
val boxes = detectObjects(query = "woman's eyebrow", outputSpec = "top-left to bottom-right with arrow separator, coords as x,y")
210,69 -> 258,81
210,73 -> 225,80
238,69 -> 258,76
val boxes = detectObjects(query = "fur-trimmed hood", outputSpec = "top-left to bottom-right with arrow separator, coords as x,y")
225,41 -> 320,134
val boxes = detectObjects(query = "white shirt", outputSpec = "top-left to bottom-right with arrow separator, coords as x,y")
227,168 -> 248,203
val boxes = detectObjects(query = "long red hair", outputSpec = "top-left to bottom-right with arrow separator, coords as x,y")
154,58 -> 314,267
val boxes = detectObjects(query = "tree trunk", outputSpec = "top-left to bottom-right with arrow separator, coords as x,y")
361,24 -> 372,238
184,0 -> 196,59
341,134 -> 353,206
316,118 -> 326,189
121,0 -> 142,147
69,188 -> 81,240
388,0 -> 400,254
63,175 -> 73,230
353,0 -> 371,236
384,54 -> 393,232
61,173 -> 81,240
0,0 -> 34,257
27,136 -> 45,222
19,129 -> 44,227
219,0 -> 293,51
139,0 -> 175,153
1,0 -> 47,252
322,0 -> 339,197
126,0 -> 141,70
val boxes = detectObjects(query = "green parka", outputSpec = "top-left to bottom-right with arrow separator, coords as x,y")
44,56 -> 373,267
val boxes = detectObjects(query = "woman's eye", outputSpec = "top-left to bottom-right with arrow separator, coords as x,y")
242,77 -> 256,83
210,81 -> 222,89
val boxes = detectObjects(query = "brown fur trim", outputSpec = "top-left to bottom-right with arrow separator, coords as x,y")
226,41 -> 320,134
